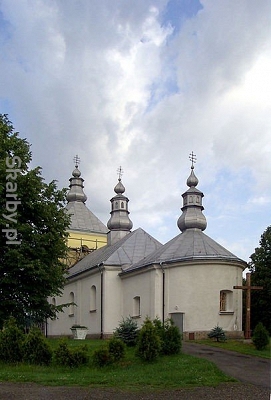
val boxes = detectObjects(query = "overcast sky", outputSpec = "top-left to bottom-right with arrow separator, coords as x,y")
1,0 -> 270,263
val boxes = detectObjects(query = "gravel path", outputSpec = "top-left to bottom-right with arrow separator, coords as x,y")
0,382 -> 269,399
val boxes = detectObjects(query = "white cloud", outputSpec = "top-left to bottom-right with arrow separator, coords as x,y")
0,0 -> 270,261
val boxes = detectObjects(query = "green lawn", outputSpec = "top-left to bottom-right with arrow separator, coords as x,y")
0,339 -> 236,389
193,338 -> 271,359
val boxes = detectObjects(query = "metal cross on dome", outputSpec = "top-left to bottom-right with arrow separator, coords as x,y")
73,154 -> 80,168
189,151 -> 197,168
117,166 -> 123,180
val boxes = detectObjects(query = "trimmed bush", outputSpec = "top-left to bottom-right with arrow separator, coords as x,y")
0,317 -> 24,363
114,316 -> 139,347
22,327 -> 52,365
252,322 -> 269,350
108,337 -> 126,362
136,318 -> 161,362
70,345 -> 89,367
54,338 -> 88,367
208,325 -> 226,342
92,346 -> 112,367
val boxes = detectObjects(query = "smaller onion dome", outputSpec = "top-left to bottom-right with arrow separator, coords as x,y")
114,179 -> 125,195
187,166 -> 198,187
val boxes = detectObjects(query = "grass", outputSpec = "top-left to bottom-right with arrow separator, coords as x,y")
0,339 -> 236,389
193,338 -> 271,359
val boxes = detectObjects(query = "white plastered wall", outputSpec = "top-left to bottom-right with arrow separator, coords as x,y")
164,261 -> 243,333
121,268 -> 163,327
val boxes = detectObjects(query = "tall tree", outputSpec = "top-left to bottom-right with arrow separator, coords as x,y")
249,226 -> 271,334
0,114 -> 70,328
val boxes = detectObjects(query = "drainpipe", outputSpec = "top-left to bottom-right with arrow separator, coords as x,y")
160,262 -> 165,324
97,263 -> 104,339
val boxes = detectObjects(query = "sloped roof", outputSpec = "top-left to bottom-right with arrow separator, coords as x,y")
68,228 -> 162,278
123,228 -> 246,273
66,201 -> 108,234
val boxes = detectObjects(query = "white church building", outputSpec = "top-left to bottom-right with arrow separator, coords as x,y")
48,158 -> 246,340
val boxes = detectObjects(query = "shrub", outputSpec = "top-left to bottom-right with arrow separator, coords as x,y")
136,318 -> 161,362
162,319 -> 182,355
152,317 -> 182,355
71,345 -> 89,367
54,339 -> 71,366
208,325 -> 226,342
108,337 -> 126,362
54,339 -> 88,367
114,316 -> 139,347
22,327 -> 52,365
252,322 -> 269,350
0,317 -> 24,363
92,346 -> 112,367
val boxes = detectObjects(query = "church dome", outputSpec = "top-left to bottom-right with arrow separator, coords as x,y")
107,167 -> 133,244
66,166 -> 87,203
177,153 -> 207,232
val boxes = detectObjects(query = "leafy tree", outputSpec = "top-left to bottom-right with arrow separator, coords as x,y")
0,114 -> 70,328
249,226 -> 271,334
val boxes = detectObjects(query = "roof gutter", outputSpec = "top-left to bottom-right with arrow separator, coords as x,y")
160,262 -> 166,324
97,263 -> 104,339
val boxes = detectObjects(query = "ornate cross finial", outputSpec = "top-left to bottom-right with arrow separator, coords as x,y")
73,154 -> 80,168
117,166 -> 123,181
189,151 -> 197,168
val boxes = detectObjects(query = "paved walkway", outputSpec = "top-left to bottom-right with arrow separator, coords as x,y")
182,341 -> 270,389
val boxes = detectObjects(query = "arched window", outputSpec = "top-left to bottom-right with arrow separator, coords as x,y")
220,290 -> 233,313
133,296 -> 141,317
90,285 -> 97,312
51,297 -> 56,306
69,292 -> 75,316
121,201 -> 124,208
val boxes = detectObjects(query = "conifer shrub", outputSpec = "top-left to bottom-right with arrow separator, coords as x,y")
136,318 -> 161,362
114,316 -> 139,347
162,318 -> 182,355
0,317 -> 24,363
153,317 -> 182,355
92,346 -> 112,367
22,327 -> 52,365
252,322 -> 269,350
54,338 -> 88,367
108,337 -> 126,362
208,325 -> 226,342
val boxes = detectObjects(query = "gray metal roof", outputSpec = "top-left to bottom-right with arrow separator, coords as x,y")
68,227 -> 162,278
123,228 -> 246,273
65,163 -> 108,234
66,201 -> 108,234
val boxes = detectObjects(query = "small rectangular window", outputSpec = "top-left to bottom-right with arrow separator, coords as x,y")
133,296 -> 140,317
